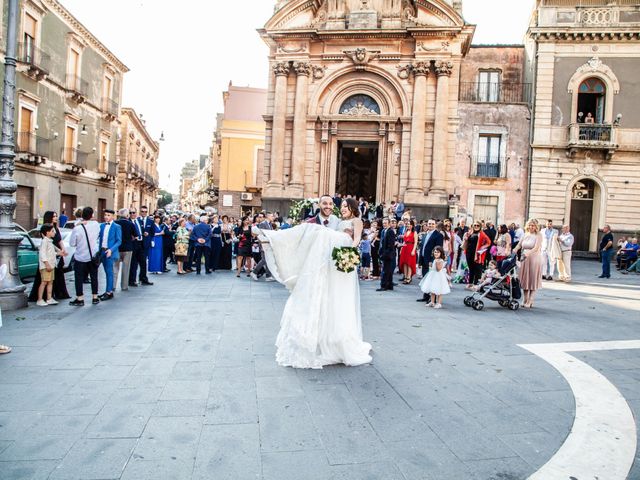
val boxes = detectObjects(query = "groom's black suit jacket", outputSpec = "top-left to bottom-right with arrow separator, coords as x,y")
379,228 -> 396,260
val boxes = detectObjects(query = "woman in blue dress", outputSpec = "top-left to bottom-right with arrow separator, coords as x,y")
148,215 -> 164,274
209,215 -> 223,272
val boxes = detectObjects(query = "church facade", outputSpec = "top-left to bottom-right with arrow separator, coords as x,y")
260,0 -> 477,219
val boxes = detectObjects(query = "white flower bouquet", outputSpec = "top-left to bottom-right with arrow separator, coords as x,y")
332,247 -> 360,273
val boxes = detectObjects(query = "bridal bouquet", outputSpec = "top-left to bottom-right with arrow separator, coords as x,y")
332,247 -> 360,273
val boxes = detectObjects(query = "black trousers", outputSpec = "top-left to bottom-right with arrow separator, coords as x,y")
381,256 -> 395,290
130,242 -> 149,283
468,256 -> 483,285
185,240 -> 196,270
194,246 -> 211,273
74,260 -> 98,297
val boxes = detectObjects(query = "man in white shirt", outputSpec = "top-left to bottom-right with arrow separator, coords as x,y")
557,225 -> 575,282
69,206 -> 101,306
541,219 -> 559,280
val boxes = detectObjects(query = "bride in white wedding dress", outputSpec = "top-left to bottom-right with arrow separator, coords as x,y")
260,198 -> 372,369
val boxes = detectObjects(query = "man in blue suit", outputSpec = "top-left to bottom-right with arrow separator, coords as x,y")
98,209 -> 122,301
417,219 -> 444,302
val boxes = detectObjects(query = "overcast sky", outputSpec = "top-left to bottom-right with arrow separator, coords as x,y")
60,0 -> 534,193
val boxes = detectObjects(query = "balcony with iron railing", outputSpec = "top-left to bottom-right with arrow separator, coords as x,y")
15,132 -> 49,164
459,82 -> 532,105
18,42 -> 50,79
102,97 -> 119,120
61,147 -> 88,173
567,123 -> 618,159
470,156 -> 507,179
66,74 -> 88,103
244,170 -> 260,192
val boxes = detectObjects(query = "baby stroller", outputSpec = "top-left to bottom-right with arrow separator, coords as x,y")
463,254 -> 522,311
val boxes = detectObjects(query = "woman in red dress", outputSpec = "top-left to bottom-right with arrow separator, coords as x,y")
399,219 -> 418,284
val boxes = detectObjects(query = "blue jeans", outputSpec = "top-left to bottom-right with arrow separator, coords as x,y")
601,249 -> 613,277
102,252 -> 116,292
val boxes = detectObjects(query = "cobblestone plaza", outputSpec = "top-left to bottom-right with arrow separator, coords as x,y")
0,261 -> 638,479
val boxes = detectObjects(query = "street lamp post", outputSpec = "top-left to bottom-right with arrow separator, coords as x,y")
0,0 -> 28,310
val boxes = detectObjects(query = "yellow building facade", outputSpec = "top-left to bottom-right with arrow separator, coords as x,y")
213,85 -> 267,217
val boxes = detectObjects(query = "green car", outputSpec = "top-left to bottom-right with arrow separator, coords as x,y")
18,232 -> 39,280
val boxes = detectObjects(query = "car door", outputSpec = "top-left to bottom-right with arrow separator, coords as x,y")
18,234 -> 39,280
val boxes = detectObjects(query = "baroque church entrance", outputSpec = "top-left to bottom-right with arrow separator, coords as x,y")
336,141 -> 379,201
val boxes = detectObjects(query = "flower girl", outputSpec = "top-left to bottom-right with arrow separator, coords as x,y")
419,246 -> 451,309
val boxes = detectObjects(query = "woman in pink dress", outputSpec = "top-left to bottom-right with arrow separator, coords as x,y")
513,219 -> 543,308
398,219 -> 418,284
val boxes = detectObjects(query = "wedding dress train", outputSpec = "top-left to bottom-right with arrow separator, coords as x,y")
262,223 -> 372,369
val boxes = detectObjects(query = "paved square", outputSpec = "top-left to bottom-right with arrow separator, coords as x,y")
0,260 -> 638,479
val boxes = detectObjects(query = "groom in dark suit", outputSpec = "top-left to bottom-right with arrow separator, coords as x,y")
377,217 -> 396,291
417,219 -> 444,302
129,206 -> 154,286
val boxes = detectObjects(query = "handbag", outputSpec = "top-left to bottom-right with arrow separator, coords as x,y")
175,242 -> 188,256
81,224 -> 102,268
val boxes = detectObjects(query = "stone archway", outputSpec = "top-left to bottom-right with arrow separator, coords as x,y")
313,68 -> 407,203
565,174 -> 607,252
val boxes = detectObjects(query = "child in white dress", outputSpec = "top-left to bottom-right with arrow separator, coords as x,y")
419,246 -> 451,309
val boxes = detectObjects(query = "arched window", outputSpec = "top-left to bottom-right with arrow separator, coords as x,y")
577,77 -> 606,124
339,94 -> 380,116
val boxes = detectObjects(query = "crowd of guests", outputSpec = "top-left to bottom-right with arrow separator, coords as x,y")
0,195 -> 631,356
22,197 -> 627,314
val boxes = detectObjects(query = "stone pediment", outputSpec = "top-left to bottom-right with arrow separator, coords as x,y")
265,0 -> 463,31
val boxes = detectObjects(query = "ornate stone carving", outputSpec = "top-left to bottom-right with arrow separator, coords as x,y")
417,41 -> 450,52
277,43 -> 308,54
293,62 -> 312,76
412,61 -> 430,76
341,102 -> 379,116
344,48 -> 380,70
568,57 -> 620,94
312,65 -> 327,80
272,62 -> 291,77
434,61 -> 454,77
397,64 -> 412,79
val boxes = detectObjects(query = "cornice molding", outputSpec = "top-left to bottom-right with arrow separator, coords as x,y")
120,108 -> 159,153
529,29 -> 640,42
42,0 -> 129,73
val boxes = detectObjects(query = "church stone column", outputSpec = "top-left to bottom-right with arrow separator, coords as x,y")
405,62 -> 429,199
431,60 -> 453,193
268,62 -> 290,189
290,61 -> 311,193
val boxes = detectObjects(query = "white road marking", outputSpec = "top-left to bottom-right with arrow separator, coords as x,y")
518,340 -> 640,480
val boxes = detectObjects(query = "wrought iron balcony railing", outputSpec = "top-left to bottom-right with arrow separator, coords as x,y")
567,123 -> 618,159
66,74 -> 88,100
18,42 -> 51,75
15,132 -> 50,158
470,156 -> 506,179
61,147 -> 88,170
459,82 -> 532,104
102,97 -> 119,118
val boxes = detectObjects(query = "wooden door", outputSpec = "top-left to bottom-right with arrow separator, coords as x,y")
473,195 -> 499,225
15,186 -> 34,229
67,49 -> 80,88
60,194 -> 77,218
18,107 -> 32,151
98,198 -> 107,219
64,126 -> 75,163
570,199 -> 593,251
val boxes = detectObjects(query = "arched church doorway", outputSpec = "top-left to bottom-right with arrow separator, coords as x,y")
570,179 -> 598,251
336,141 -> 379,201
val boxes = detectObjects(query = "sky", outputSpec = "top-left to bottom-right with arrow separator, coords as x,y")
59,0 -> 534,194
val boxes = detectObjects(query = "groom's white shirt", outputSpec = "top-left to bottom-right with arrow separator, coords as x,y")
319,214 -> 341,231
